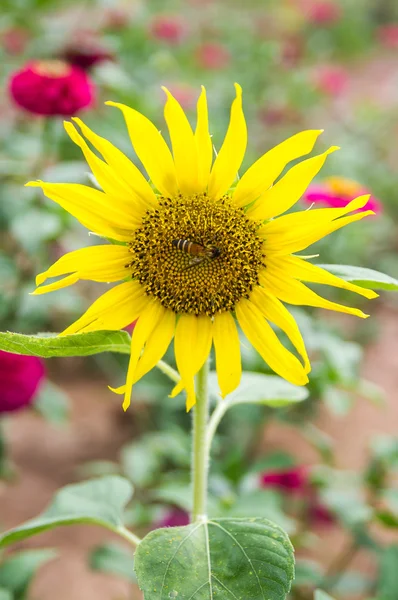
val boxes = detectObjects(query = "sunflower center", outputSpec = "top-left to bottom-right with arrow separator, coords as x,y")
127,193 -> 264,316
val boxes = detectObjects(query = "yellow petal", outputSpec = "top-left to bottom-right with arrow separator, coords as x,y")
30,273 -> 79,295
162,87 -> 199,194
132,309 -> 176,383
195,86 -> 213,192
233,129 -> 323,207
250,285 -> 310,373
260,269 -> 369,319
121,300 -> 167,411
72,118 -> 158,210
208,84 -> 247,199
267,255 -> 378,300
236,298 -> 309,386
106,101 -> 178,197
34,245 -> 131,294
172,314 -> 212,411
260,195 -> 373,255
213,311 -> 241,397
26,181 -> 139,241
247,146 -> 339,221
60,280 -> 147,336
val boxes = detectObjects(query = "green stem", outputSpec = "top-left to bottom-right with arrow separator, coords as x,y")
156,359 -> 180,383
206,399 -> 229,451
191,360 -> 210,522
116,525 -> 142,547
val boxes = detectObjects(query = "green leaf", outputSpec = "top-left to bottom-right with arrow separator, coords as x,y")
34,381 -> 69,425
317,264 -> 398,291
0,476 -> 133,549
0,549 -> 56,600
0,331 -> 131,358
210,372 -> 309,407
0,588 -> 12,600
377,545 -> 398,600
90,543 -> 136,583
134,517 -> 294,600
293,560 -> 323,587
314,591 -> 335,600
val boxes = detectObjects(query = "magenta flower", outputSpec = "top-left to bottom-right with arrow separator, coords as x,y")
0,351 -> 45,413
303,0 -> 342,25
156,508 -> 190,528
260,466 -> 309,493
195,42 -> 231,70
9,60 -> 95,116
377,24 -> 398,49
312,65 -> 348,96
303,177 -> 381,213
149,15 -> 187,44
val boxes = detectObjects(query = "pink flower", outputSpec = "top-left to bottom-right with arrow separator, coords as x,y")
161,84 -> 196,110
0,351 -> 45,413
9,60 -> 95,117
303,1 -> 342,25
195,42 -> 231,70
156,508 -> 190,528
303,177 -> 381,213
0,27 -> 29,55
260,466 -> 309,492
312,65 -> 348,96
149,15 -> 187,45
62,34 -> 113,70
377,24 -> 398,49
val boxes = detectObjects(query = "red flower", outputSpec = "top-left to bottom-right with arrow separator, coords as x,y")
377,25 -> 398,49
0,351 -> 45,413
149,15 -> 187,44
260,466 -> 309,492
303,177 -> 382,213
312,64 -> 348,96
156,508 -> 190,528
9,60 -> 95,116
195,42 -> 231,70
304,1 -> 342,25
63,38 -> 113,71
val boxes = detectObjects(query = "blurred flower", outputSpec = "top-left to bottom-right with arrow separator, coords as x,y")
377,24 -> 398,49
308,501 -> 335,525
149,15 -> 187,44
302,0 -> 342,25
162,83 -> 196,110
156,508 -> 190,528
312,64 -> 348,96
62,33 -> 113,70
303,177 -> 381,213
281,35 -> 304,68
260,466 -> 309,492
195,42 -> 231,69
258,104 -> 301,127
103,7 -> 133,30
0,351 -> 45,413
9,60 -> 95,116
0,27 -> 29,55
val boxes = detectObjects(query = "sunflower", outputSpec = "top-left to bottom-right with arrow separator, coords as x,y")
28,84 -> 377,411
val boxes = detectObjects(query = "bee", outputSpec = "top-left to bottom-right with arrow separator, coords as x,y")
172,239 -> 220,267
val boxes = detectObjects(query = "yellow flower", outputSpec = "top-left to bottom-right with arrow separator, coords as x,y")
28,84 -> 377,411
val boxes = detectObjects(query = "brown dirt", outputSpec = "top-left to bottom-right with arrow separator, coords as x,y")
0,304 -> 397,599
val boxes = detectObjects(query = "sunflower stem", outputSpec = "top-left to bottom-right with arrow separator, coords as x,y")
191,360 -> 210,522
156,359 -> 180,383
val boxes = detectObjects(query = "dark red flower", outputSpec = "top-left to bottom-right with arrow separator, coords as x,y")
195,42 -> 231,70
9,60 -> 95,116
0,351 -> 45,413
260,466 -> 309,492
149,15 -> 187,44
63,42 -> 113,71
157,508 -> 190,528
308,500 -> 335,526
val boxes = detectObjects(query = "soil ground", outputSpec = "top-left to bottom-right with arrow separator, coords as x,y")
0,303 -> 397,600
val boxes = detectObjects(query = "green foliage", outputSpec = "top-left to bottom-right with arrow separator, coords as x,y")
134,518 -> 294,600
377,545 -> 398,600
314,591 -> 336,600
0,549 -> 56,600
89,543 -> 136,583
318,264 -> 398,291
0,331 -> 131,357
33,380 -> 69,424
0,476 -> 133,549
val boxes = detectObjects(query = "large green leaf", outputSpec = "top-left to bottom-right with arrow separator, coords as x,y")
0,331 -> 131,358
210,372 -> 309,407
0,549 -> 56,600
134,517 -> 294,600
0,476 -> 133,548
317,264 -> 398,291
